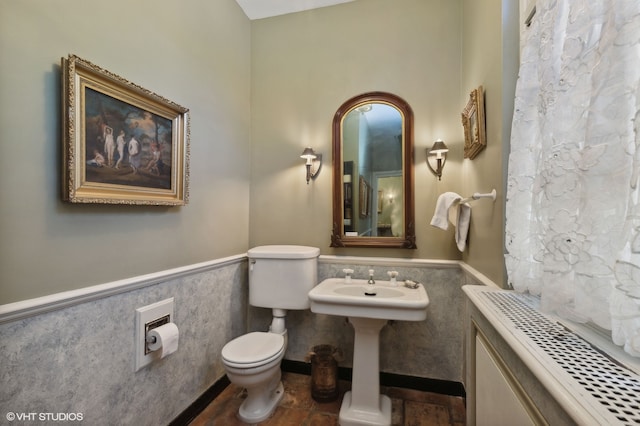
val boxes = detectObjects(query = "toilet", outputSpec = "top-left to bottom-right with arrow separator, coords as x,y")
221,245 -> 320,423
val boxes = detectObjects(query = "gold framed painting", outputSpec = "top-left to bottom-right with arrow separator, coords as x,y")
461,85 -> 486,160
61,54 -> 189,205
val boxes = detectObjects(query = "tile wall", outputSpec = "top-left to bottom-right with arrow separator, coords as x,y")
0,260 -> 248,425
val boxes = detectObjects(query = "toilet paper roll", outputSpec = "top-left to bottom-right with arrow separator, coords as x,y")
147,323 -> 179,358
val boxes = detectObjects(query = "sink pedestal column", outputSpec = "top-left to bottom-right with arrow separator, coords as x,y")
339,317 -> 391,426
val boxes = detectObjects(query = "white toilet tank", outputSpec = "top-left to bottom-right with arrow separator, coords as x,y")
248,245 -> 320,310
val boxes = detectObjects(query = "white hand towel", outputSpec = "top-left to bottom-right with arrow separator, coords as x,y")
430,192 -> 471,252
448,202 -> 460,226
454,203 -> 471,252
430,192 -> 462,230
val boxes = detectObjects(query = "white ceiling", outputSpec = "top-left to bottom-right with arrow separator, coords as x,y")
235,0 -> 356,20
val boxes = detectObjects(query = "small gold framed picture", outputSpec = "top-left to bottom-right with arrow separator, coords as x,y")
461,85 -> 486,160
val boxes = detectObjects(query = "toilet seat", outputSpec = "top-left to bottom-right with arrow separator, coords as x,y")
222,332 -> 285,368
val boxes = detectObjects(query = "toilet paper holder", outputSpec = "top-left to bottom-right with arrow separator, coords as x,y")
145,314 -> 170,354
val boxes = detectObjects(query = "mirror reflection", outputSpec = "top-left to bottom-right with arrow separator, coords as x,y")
331,92 -> 416,248
342,103 -> 403,237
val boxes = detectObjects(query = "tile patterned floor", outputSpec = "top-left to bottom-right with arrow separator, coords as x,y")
190,372 -> 465,426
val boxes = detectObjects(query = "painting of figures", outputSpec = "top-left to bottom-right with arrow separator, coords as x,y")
62,55 -> 189,205
84,88 -> 173,190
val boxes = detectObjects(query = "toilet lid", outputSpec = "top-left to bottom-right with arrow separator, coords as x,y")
222,332 -> 285,365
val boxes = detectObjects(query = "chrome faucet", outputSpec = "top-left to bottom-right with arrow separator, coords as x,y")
365,269 -> 377,296
367,269 -> 375,285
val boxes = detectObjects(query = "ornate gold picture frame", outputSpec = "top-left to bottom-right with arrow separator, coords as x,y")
461,85 -> 486,160
62,54 -> 189,205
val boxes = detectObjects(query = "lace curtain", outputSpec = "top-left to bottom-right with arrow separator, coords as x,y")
505,0 -> 640,356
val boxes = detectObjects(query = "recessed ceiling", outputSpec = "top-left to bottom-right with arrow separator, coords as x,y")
235,0 -> 356,20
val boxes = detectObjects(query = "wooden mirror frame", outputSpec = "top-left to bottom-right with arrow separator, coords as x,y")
330,92 -> 416,248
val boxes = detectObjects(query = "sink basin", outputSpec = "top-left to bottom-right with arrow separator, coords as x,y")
308,278 -> 429,321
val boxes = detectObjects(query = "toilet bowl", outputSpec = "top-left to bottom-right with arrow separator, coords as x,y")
222,331 -> 286,423
220,245 -> 319,423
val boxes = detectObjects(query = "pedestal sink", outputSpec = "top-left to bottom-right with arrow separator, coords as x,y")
308,278 -> 429,426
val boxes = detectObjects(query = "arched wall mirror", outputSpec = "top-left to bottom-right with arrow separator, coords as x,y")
331,92 -> 416,248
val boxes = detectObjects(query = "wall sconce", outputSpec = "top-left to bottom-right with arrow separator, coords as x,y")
300,147 -> 322,184
426,139 -> 449,181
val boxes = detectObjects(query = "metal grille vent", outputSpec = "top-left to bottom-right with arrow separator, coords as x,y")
480,291 -> 640,425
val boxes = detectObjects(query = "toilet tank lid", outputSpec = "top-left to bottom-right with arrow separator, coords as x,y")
248,245 -> 320,259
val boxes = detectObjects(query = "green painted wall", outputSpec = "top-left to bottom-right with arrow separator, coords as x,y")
0,0 -> 252,303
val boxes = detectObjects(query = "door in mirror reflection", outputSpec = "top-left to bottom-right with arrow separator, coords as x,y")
374,174 -> 403,237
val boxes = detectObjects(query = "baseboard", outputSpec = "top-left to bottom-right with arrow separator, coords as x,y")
282,359 -> 466,398
170,359 -> 466,425
168,375 -> 230,426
